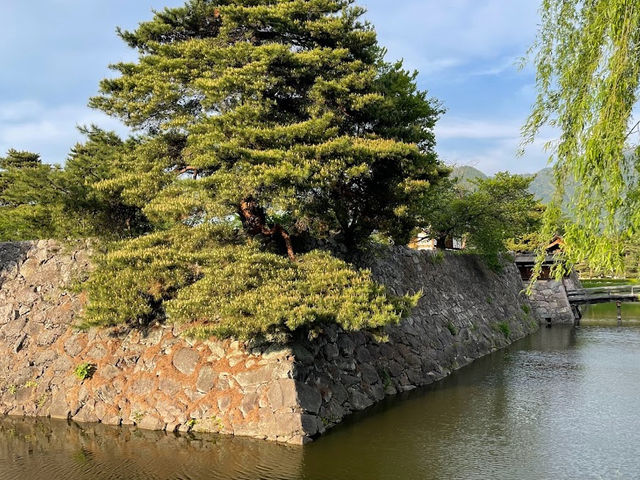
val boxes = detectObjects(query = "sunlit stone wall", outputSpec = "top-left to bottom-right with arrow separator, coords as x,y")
0,241 -> 539,444
0,241 -> 307,444
528,274 -> 579,325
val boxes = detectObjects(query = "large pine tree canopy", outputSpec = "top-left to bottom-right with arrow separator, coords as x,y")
89,0 -> 446,251
1,0 -> 446,340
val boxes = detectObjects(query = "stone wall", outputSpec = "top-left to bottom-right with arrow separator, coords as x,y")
0,241 -> 539,444
0,241 -> 308,444
528,271 -> 581,325
291,250 -> 540,437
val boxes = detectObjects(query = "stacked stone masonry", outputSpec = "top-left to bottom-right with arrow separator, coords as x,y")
528,271 -> 582,325
0,241 -> 539,444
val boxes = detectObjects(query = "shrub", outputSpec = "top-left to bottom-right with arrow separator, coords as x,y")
378,368 -> 393,390
496,322 -> 511,338
80,226 -> 420,341
428,250 -> 445,265
73,362 -> 96,380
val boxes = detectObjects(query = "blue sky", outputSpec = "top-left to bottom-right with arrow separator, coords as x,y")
0,0 -> 550,174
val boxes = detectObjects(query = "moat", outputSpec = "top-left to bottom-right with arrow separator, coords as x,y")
2,322 -> 640,480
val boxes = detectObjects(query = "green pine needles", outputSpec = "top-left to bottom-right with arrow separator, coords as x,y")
81,225 -> 419,341
0,130 -> 149,241
88,0 -> 446,252
2,0 -> 444,340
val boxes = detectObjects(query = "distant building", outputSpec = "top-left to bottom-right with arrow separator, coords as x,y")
409,230 -> 466,251
545,235 -> 564,253
514,235 -> 582,324
515,235 -> 566,281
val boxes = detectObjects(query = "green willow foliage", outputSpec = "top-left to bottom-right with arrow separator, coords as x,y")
523,0 -> 640,276
36,0 -> 443,340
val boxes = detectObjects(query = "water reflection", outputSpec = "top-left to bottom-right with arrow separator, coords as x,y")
301,326 -> 640,480
2,326 -> 640,480
582,302 -> 640,325
0,418 -> 303,480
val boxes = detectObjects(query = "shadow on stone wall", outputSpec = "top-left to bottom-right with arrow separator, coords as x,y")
287,248 -> 540,440
0,241 -> 33,286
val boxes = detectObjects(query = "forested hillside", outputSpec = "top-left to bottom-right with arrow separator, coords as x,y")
452,166 -> 566,204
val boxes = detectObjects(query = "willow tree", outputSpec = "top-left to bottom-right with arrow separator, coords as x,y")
76,0 -> 445,339
522,0 -> 640,276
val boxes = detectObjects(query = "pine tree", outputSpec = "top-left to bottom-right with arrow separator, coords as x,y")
0,149 -> 59,239
5,0 -> 447,340
0,128 -> 149,241
75,0 -> 446,339
89,0 -> 446,255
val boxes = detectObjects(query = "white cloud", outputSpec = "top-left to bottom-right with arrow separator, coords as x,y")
469,56 -> 521,77
441,137 -> 549,175
363,0 -> 538,75
436,117 -> 521,140
436,117 -> 557,174
0,101 -> 44,122
420,58 -> 464,75
0,100 -> 128,164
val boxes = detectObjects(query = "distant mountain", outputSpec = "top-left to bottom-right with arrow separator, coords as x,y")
453,150 -> 639,205
526,167 -> 555,203
451,165 -> 555,203
450,166 -> 488,191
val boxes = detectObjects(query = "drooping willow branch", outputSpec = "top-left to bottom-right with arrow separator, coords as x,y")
521,0 -> 640,276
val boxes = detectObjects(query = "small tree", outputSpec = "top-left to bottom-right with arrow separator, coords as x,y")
0,128 -> 149,242
426,172 -> 542,269
0,149 -> 59,240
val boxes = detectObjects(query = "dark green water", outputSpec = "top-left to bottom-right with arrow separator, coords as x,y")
582,302 -> 640,325
2,325 -> 640,480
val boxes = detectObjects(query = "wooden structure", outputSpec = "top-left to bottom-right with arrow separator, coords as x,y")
566,285 -> 639,326
515,236 -> 582,325
515,236 -> 639,325
566,285 -> 640,305
515,235 -> 565,281
409,230 -> 465,251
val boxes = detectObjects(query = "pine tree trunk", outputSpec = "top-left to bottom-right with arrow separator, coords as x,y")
239,197 -> 296,261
